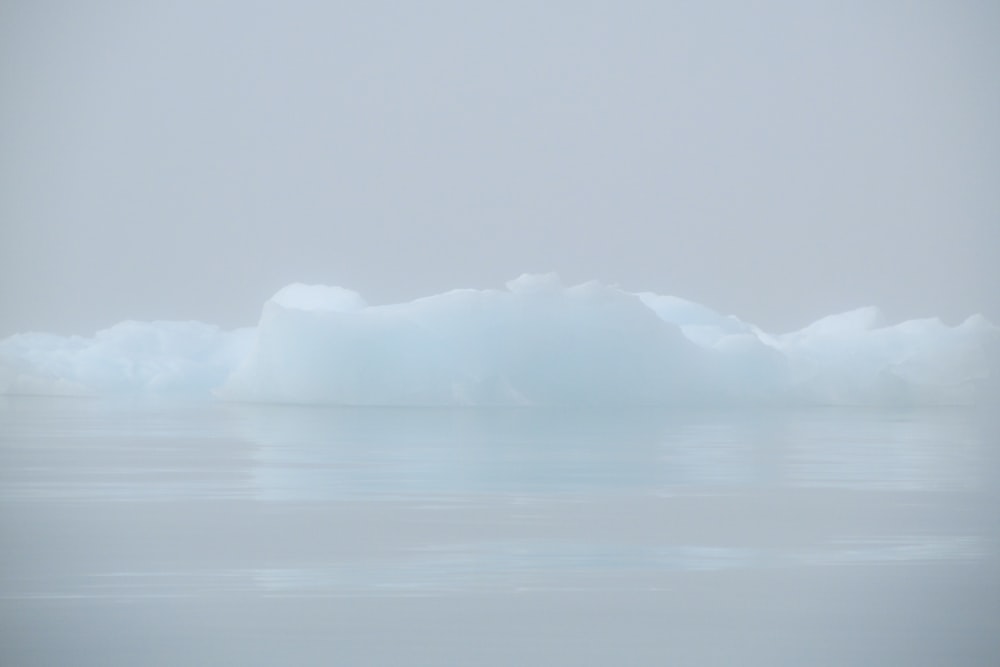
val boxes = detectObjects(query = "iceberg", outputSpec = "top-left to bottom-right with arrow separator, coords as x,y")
1,274 -> 995,406
0,321 -> 253,398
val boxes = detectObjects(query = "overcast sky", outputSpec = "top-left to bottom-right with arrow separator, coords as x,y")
1,1 -> 997,336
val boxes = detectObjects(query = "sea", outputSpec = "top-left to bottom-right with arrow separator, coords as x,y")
1,396 -> 998,666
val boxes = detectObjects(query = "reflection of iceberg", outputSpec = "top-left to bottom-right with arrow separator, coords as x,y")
245,535 -> 984,595
238,406 -> 669,501
2,274 -> 996,405
234,406 -> 980,502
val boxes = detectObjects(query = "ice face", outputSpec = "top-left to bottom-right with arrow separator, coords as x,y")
1,275 -> 996,405
221,276 -> 704,406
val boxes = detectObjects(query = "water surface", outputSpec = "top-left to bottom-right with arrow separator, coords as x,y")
1,397 -> 997,665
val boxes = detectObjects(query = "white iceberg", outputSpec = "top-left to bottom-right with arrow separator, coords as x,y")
1,274 -> 995,406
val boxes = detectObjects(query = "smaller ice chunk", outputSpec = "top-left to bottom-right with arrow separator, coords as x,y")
773,309 -> 997,405
0,321 -> 252,397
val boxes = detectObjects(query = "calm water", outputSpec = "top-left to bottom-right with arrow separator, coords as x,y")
1,397 -> 998,665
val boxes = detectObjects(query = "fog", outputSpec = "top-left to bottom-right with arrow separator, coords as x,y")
1,1 -> 998,337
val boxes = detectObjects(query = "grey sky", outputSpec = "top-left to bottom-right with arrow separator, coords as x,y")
1,1 -> 997,337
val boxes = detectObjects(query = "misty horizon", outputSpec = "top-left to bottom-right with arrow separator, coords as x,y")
2,2 -> 998,338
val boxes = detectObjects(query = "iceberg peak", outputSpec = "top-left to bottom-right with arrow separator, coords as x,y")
269,283 -> 367,313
